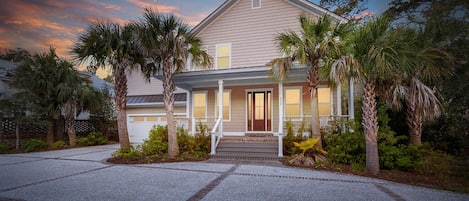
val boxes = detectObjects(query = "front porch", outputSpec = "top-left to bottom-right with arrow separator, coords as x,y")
171,66 -> 355,158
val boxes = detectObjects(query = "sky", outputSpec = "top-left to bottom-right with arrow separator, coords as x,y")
0,0 -> 391,76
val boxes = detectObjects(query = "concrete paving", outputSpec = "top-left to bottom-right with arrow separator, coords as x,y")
0,144 -> 467,201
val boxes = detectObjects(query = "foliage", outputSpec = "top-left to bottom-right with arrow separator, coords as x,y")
0,141 -> 10,153
293,138 -> 326,155
77,132 -> 108,146
194,122 -> 210,153
88,86 -> 118,141
283,120 -> 305,155
320,0 -> 368,17
50,140 -> 68,149
21,139 -> 46,152
142,125 -> 168,156
325,104 -> 426,171
112,146 -> 142,159
0,48 -> 31,62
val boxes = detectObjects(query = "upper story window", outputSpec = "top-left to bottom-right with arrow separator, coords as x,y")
252,0 -> 261,9
216,43 -> 231,69
318,88 -> 331,116
285,87 -> 302,119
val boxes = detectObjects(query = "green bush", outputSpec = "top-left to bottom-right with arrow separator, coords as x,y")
177,126 -> 196,153
50,140 -> 68,149
0,141 -> 10,153
283,120 -> 306,155
77,132 -> 108,146
142,125 -> 168,156
325,104 -> 425,171
194,122 -> 210,153
22,139 -> 46,152
112,146 -> 142,159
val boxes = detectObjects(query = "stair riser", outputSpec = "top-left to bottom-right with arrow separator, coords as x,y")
217,149 -> 277,153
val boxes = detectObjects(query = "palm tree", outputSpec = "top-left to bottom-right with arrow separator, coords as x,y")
329,16 -> 410,176
386,28 -> 453,146
134,8 -> 212,158
268,15 -> 352,147
73,22 -> 145,149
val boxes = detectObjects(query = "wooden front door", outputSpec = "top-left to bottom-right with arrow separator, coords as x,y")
247,91 -> 271,131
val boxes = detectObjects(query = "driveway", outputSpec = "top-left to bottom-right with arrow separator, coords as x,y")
0,145 -> 467,201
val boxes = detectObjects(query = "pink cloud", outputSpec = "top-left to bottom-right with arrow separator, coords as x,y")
127,0 -> 178,13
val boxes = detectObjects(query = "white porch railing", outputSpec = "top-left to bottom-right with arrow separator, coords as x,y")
210,116 -> 223,155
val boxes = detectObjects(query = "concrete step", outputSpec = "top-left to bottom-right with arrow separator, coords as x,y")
220,136 -> 278,143
218,142 -> 277,148
212,152 -> 280,158
245,133 -> 274,137
216,147 -> 277,153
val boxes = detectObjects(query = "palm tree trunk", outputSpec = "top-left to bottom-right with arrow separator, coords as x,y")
362,81 -> 380,176
64,101 -> 77,147
307,60 -> 322,147
114,63 -> 130,149
163,61 -> 179,158
46,120 -> 54,145
15,123 -> 20,150
407,99 -> 423,145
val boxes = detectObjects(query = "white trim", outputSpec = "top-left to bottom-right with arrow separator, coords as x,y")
127,101 -> 186,107
192,91 -> 208,122
245,88 -> 274,132
215,43 -> 231,69
215,89 -> 232,122
284,86 -> 303,121
337,83 -> 342,116
186,91 -> 190,118
349,79 -> 355,120
251,0 -> 261,9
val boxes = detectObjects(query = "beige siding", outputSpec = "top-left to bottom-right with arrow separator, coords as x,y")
127,106 -> 186,115
127,69 -> 187,96
197,0 -> 317,68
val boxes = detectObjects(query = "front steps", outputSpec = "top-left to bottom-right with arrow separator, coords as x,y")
211,134 -> 283,161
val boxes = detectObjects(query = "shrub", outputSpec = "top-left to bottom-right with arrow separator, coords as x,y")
194,122 -> 210,153
112,146 -> 142,159
325,131 -> 365,166
177,126 -> 196,153
77,132 -> 108,146
0,141 -> 10,153
283,120 -> 306,155
22,139 -> 46,152
50,140 -> 68,149
142,125 -> 168,156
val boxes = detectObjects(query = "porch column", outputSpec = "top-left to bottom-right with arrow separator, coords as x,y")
336,83 -> 342,116
278,82 -> 284,157
348,79 -> 354,120
218,80 -> 223,137
189,90 -> 196,135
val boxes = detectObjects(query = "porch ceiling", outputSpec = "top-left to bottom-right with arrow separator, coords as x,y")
167,66 -> 308,90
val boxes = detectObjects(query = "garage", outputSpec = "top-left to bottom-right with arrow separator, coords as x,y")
127,115 -> 167,143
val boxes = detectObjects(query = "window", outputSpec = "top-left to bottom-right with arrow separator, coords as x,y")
215,91 -> 231,121
193,92 -> 207,120
216,44 -> 231,68
131,116 -> 145,122
192,45 -> 208,71
252,0 -> 261,8
318,88 -> 331,116
285,88 -> 301,119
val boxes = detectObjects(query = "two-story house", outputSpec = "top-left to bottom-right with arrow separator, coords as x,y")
126,0 -> 356,156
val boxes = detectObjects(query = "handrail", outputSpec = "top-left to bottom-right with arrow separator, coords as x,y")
210,116 -> 223,155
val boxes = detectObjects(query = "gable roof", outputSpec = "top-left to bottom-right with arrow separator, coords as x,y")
191,0 -> 348,35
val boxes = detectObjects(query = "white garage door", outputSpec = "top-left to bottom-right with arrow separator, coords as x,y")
127,115 -> 167,143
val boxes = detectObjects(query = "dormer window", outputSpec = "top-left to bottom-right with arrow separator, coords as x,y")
252,0 -> 261,9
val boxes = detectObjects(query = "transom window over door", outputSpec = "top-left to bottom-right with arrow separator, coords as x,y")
216,43 -> 231,68
285,88 -> 301,119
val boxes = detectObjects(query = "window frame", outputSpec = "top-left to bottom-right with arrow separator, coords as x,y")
215,43 -> 231,69
192,91 -> 208,122
215,90 -> 231,122
252,0 -> 261,9
284,86 -> 303,121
